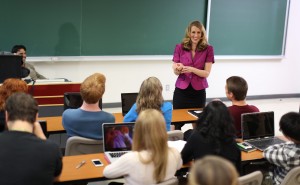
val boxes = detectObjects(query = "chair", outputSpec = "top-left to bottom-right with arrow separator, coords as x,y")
121,93 -> 138,116
65,136 -> 103,156
156,178 -> 178,185
63,92 -> 102,110
280,166 -> 300,185
167,130 -> 184,141
238,171 -> 263,185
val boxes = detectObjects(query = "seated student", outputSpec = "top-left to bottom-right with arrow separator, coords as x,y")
11,45 -> 46,80
225,76 -> 259,137
123,77 -> 172,131
0,93 -> 62,185
188,155 -> 239,185
263,112 -> 300,185
62,73 -> 115,140
181,100 -> 241,172
104,109 -> 182,185
0,78 -> 28,132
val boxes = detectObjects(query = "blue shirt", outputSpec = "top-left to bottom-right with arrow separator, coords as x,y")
62,108 -> 115,140
123,102 -> 172,131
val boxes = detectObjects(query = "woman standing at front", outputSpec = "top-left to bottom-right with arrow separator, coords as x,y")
172,21 -> 214,109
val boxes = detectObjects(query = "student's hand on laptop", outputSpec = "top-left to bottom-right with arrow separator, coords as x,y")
33,121 -> 47,140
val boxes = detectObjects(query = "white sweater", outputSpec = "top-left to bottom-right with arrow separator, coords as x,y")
103,148 -> 182,185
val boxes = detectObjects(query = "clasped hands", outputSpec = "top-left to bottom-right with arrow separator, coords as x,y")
175,63 -> 193,74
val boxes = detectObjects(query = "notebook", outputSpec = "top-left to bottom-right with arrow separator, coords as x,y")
241,111 -> 285,151
102,123 -> 135,163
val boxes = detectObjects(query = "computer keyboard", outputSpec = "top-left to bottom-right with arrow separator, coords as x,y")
109,151 -> 128,158
246,137 -> 285,151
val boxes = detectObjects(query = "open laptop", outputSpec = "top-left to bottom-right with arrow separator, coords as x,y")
121,93 -> 138,116
102,123 -> 135,163
242,111 -> 285,151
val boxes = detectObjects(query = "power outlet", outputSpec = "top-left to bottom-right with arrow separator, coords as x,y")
165,84 -> 170,91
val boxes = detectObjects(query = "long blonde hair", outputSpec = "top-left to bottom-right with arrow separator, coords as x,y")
188,156 -> 239,185
132,109 -> 169,183
136,77 -> 163,114
182,20 -> 208,51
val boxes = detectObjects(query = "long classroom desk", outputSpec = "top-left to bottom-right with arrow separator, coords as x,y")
54,149 -> 268,184
39,108 -> 199,134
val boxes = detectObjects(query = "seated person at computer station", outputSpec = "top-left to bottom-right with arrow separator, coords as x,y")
188,156 -> 239,185
11,45 -> 46,80
225,76 -> 259,137
0,78 -> 28,132
104,109 -> 182,185
263,112 -> 300,185
0,93 -> 62,185
123,76 -> 172,131
62,73 -> 115,140
181,100 -> 241,172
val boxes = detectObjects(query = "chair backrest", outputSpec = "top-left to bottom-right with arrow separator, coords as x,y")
238,171 -> 263,185
64,92 -> 102,110
280,166 -> 300,185
65,136 -> 103,156
121,93 -> 138,116
156,177 -> 178,185
167,130 -> 184,141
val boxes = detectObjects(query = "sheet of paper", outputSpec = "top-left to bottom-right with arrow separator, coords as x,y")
167,140 -> 187,152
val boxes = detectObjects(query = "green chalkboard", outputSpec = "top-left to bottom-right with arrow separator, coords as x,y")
208,0 -> 288,55
0,0 -> 288,56
0,0 -> 207,56
0,0 -> 81,56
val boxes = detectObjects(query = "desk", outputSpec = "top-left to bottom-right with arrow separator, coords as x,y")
39,108 -> 199,134
29,82 -> 80,105
54,149 -> 266,184
54,153 -> 107,184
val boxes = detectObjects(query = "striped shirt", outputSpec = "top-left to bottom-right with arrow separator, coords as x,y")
263,142 -> 300,185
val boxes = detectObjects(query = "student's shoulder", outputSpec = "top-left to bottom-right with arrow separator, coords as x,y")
162,101 -> 172,108
101,111 -> 115,119
63,108 -> 79,115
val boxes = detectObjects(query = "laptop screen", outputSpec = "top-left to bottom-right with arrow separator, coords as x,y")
102,123 -> 135,152
121,93 -> 138,116
241,111 -> 275,140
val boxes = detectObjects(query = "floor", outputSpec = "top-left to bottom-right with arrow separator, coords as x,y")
87,97 -> 300,185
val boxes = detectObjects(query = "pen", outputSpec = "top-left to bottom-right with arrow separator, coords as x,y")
76,160 -> 86,169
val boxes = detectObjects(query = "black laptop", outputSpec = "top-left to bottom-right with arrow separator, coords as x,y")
241,111 -> 285,151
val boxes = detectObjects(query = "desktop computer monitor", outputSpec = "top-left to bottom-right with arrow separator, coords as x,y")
64,92 -> 102,110
0,55 -> 23,83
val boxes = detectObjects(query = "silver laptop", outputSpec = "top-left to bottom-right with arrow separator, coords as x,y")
102,123 -> 135,163
242,111 -> 285,151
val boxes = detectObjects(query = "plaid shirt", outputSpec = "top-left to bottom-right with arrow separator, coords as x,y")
263,142 -> 300,185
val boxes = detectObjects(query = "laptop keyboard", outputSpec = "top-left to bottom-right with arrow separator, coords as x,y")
246,137 -> 285,150
109,152 -> 127,158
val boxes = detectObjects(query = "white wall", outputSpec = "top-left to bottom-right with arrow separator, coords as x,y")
30,0 -> 300,104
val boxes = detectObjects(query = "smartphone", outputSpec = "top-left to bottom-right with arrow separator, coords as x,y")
239,142 -> 253,149
91,159 -> 103,167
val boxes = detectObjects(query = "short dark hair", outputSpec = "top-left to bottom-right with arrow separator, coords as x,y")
279,112 -> 300,142
226,76 -> 248,101
11,45 -> 26,53
5,92 -> 38,124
